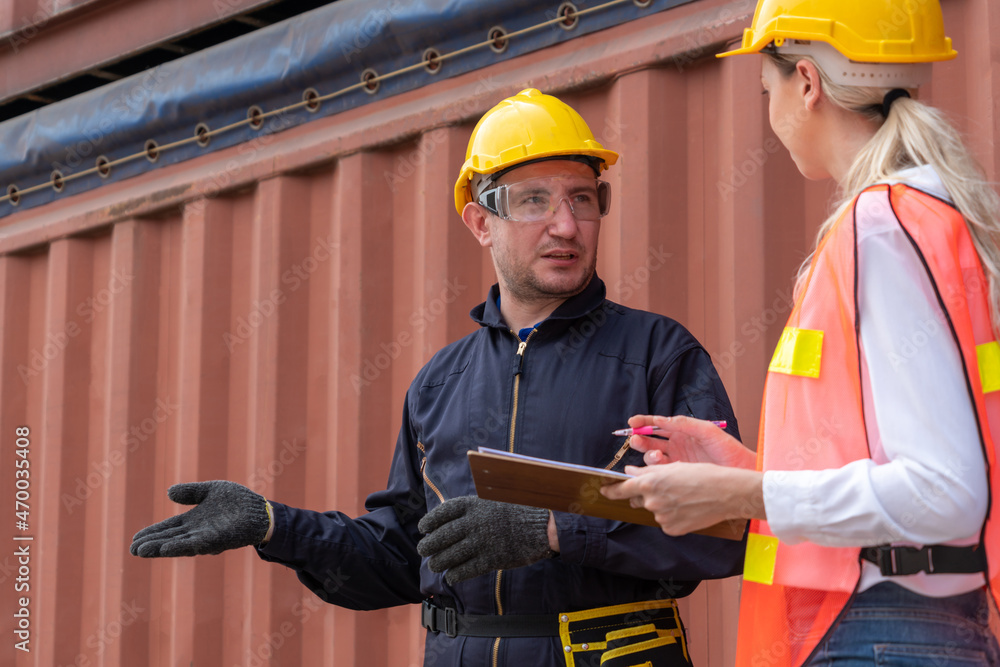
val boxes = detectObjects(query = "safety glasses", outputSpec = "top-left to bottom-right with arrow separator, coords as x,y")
477,176 -> 611,222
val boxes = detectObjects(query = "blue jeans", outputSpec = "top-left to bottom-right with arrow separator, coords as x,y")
808,582 -> 1000,666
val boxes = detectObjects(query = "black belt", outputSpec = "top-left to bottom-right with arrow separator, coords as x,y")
860,544 -> 986,577
420,599 -> 558,638
420,598 -> 682,641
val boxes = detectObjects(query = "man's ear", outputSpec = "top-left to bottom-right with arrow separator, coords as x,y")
796,59 -> 824,111
462,203 -> 493,248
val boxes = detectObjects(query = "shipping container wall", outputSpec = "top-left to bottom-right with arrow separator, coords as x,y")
1,0 -> 998,666
0,0 -> 278,100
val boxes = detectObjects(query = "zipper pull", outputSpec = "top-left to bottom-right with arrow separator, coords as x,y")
515,340 -> 527,376
607,438 -> 632,470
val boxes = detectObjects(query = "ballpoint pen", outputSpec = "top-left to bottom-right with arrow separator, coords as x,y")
611,421 -> 727,439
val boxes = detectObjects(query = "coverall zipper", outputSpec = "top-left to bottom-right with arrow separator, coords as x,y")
416,442 -> 445,503
494,329 -> 536,667
605,438 -> 633,470
507,332 -> 534,452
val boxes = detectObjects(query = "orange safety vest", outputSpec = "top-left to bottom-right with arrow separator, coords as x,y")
736,183 -> 1000,667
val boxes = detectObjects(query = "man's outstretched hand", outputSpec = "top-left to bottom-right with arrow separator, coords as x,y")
130,481 -> 271,558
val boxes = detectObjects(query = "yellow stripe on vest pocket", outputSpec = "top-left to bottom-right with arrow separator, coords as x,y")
977,342 -> 1000,393
768,327 -> 823,378
743,533 -> 779,586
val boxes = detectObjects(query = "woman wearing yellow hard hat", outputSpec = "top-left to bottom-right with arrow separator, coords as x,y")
604,0 -> 1000,664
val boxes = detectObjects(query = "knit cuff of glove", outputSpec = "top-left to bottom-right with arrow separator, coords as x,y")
259,500 -> 275,547
520,506 -> 557,561
247,497 -> 271,546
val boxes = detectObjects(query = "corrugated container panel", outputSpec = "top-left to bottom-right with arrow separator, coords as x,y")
1,0 -> 999,665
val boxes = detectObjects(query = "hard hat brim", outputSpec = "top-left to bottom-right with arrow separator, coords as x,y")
716,31 -> 957,64
716,43 -> 760,59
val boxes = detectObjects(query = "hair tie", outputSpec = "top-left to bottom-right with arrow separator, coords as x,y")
881,88 -> 910,118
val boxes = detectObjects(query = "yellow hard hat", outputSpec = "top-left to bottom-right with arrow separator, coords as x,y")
718,0 -> 957,63
454,88 -> 619,215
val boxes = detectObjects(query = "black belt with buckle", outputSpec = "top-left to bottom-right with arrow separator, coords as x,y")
860,544 -> 986,576
420,599 -> 558,638
420,598 -> 681,641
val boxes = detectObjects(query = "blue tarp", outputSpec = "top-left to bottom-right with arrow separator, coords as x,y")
0,0 -> 696,217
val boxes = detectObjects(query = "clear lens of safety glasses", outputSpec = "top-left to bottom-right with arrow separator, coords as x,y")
478,177 -> 611,222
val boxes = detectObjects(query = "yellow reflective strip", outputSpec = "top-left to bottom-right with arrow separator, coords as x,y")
558,599 -> 677,624
604,624 -> 659,642
601,640 -> 674,662
977,342 -> 1000,394
743,533 -> 779,586
768,327 -> 824,378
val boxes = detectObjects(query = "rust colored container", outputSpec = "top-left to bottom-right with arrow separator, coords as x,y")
1,0 -> 999,665
0,0 -> 278,101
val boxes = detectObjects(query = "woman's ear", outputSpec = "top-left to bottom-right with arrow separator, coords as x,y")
462,203 -> 493,248
796,59 -> 825,111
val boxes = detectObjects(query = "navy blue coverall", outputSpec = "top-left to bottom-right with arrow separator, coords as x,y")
258,276 -> 745,665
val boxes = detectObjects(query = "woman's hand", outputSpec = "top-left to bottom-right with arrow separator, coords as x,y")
628,415 -> 756,469
601,462 -> 765,536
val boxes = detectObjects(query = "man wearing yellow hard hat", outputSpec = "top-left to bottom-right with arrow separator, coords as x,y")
604,0 -> 1000,665
131,88 -> 744,666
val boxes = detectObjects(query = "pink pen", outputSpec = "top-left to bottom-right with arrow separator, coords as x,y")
611,421 -> 726,437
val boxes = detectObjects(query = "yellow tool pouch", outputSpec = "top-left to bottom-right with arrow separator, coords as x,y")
557,599 -> 689,667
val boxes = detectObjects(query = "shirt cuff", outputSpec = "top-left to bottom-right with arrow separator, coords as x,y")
255,500 -> 291,563
762,470 -> 821,545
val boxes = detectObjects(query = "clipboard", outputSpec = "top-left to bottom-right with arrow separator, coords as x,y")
468,448 -> 746,541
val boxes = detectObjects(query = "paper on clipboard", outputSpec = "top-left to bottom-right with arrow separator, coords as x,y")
468,448 -> 746,541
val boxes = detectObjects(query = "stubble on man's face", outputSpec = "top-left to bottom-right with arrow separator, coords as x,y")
486,160 -> 602,306
490,234 -> 597,304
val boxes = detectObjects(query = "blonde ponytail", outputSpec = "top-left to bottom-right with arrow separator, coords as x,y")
769,53 -> 1000,334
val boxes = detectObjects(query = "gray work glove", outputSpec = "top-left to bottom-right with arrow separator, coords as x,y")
416,496 -> 554,584
130,481 -> 270,558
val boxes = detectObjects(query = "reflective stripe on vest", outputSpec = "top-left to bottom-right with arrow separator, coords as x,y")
744,533 -> 780,585
978,341 -> 1000,393
736,183 -> 1000,667
768,328 -> 824,378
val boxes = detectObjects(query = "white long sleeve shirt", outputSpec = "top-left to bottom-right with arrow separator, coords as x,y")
762,165 -> 989,596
